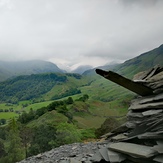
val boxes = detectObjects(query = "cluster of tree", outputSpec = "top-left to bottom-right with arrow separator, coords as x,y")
76,94 -> 89,102
0,73 -> 68,103
18,98 -> 72,124
0,94 -> 92,162
66,73 -> 82,79
0,117 -> 95,162
0,108 -> 14,112
51,88 -> 81,100
18,95 -> 89,124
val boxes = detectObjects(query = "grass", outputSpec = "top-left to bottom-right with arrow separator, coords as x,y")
24,101 -> 53,111
0,112 -> 18,120
74,114 -> 106,129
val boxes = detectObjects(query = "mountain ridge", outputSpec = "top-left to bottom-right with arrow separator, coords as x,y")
83,44 -> 163,78
115,44 -> 163,78
0,60 -> 65,81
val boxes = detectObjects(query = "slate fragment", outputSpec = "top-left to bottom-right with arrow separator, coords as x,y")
70,158 -> 82,163
99,147 -> 110,161
108,149 -> 126,162
129,101 -> 163,111
142,109 -> 163,116
90,151 -> 103,162
108,142 -> 157,158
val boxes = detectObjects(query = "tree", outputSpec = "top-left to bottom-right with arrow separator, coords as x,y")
20,126 -> 33,158
0,140 -> 5,157
66,97 -> 74,104
83,94 -> 89,101
57,105 -> 68,115
35,107 -> 47,117
76,94 -> 89,102
5,118 -> 24,163
28,108 -> 35,121
28,124 -> 56,156
18,111 -> 28,123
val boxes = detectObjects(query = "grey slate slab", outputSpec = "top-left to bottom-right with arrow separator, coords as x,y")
153,145 -> 163,154
139,93 -> 163,104
138,132 -> 163,139
90,151 -> 103,162
127,110 -> 143,118
111,133 -> 127,141
129,101 -> 163,110
147,81 -> 163,89
126,122 -> 137,128
99,147 -> 110,161
142,110 -> 163,116
108,142 -> 157,158
69,158 -> 81,163
108,149 -> 126,162
145,66 -> 161,80
146,71 -> 163,83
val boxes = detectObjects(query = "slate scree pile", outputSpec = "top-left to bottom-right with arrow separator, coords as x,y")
18,65 -> 163,163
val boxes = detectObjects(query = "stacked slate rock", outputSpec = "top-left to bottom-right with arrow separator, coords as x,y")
18,66 -> 163,163
99,65 -> 163,163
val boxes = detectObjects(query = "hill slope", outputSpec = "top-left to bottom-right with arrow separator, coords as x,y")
0,60 -> 64,81
0,73 -> 89,103
115,44 -> 163,78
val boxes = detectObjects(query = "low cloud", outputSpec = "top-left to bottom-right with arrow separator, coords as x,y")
0,0 -> 163,69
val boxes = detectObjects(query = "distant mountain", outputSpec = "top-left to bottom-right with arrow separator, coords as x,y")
82,64 -> 119,76
72,65 -> 93,74
0,60 -> 64,81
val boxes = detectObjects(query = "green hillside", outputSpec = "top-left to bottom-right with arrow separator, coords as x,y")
115,44 -> 163,78
0,73 -> 89,103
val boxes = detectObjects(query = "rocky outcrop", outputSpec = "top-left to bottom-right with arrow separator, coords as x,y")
98,65 -> 163,162
17,142 -> 108,163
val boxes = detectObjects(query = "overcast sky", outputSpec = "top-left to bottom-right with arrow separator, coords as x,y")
0,0 -> 163,70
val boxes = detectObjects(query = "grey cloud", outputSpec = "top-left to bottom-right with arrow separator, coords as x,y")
0,0 -> 163,69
